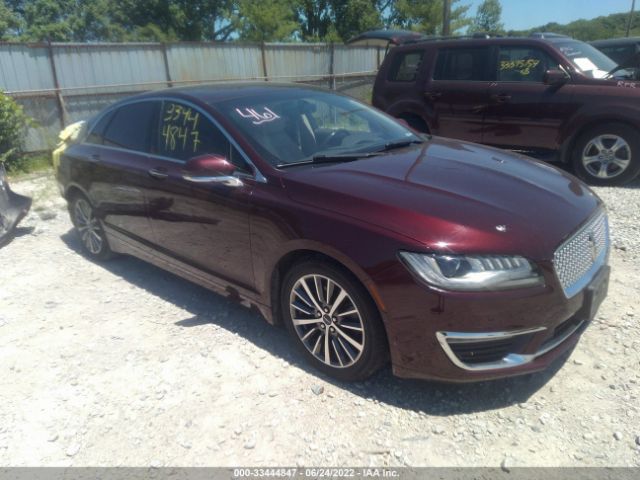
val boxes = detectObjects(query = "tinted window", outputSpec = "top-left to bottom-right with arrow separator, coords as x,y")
434,47 -> 491,81
497,46 -> 560,82
157,101 -> 250,172
103,102 -> 157,152
86,110 -> 114,145
598,45 -> 636,66
389,51 -> 424,82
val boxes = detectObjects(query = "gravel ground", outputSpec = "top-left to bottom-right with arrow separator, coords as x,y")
0,171 -> 639,467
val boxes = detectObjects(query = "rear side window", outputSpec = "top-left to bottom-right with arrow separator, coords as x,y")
86,111 -> 114,145
103,101 -> 157,152
497,46 -> 559,82
434,47 -> 491,81
388,51 -> 424,82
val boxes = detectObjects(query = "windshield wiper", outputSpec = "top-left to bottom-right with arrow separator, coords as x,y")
277,152 -> 381,169
374,138 -> 425,153
604,64 -> 632,79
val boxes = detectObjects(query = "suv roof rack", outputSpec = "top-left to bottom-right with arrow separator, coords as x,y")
402,32 -> 503,45
400,31 -> 572,46
529,32 -> 570,39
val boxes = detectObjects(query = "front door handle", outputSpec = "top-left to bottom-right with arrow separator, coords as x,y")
425,91 -> 443,100
490,93 -> 512,103
148,168 -> 169,180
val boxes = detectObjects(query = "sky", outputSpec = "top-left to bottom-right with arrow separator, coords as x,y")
461,0 -> 636,30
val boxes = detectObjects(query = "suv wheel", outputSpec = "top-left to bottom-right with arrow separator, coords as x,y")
281,261 -> 388,381
573,123 -> 640,186
70,194 -> 115,261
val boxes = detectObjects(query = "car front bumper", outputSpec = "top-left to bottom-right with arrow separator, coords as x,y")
376,261 -> 610,382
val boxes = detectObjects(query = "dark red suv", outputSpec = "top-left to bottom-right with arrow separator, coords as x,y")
56,84 -> 609,383
373,33 -> 640,186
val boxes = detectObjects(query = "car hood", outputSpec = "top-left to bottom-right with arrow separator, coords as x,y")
282,137 -> 602,260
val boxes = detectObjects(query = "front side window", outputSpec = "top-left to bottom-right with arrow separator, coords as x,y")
434,47 -> 491,81
102,101 -> 157,152
214,90 -> 421,167
497,46 -> 560,82
157,101 -> 250,172
389,51 -> 424,82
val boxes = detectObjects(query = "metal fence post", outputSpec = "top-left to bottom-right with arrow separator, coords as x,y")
329,42 -> 336,90
261,42 -> 269,81
162,43 -> 173,87
46,40 -> 67,128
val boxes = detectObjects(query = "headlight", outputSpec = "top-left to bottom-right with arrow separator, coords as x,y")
399,252 -> 544,291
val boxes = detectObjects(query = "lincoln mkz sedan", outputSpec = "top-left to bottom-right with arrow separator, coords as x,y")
56,84 -> 610,382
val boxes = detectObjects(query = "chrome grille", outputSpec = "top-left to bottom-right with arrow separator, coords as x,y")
553,210 -> 609,298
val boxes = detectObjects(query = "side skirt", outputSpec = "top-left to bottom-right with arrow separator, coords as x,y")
104,226 -> 275,324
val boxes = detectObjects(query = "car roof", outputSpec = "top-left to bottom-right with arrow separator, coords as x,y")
114,82 -> 331,108
591,37 -> 640,47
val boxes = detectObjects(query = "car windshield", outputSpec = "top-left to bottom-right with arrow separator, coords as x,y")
214,89 -> 422,167
555,40 -> 626,78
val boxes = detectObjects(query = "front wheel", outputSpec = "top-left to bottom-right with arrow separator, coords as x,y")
281,261 -> 388,381
572,123 -> 640,186
69,195 -> 115,261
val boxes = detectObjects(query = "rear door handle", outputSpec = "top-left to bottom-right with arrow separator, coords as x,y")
88,153 -> 101,162
425,91 -> 443,100
148,168 -> 169,180
490,93 -> 511,103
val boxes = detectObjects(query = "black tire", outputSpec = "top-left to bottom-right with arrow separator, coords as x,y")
69,193 -> 115,261
281,260 -> 388,381
572,123 -> 640,186
399,114 -> 429,134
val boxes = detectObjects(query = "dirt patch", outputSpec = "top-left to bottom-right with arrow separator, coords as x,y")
1,171 -> 639,467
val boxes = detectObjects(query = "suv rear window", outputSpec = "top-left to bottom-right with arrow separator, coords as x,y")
388,51 -> 424,82
434,47 -> 491,81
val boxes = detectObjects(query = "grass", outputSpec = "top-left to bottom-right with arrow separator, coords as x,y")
5,151 -> 53,178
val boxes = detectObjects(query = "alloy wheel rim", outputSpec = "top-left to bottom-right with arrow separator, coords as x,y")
74,198 -> 103,255
289,274 -> 365,369
582,134 -> 631,179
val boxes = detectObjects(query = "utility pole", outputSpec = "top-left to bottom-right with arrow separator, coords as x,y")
627,0 -> 636,37
442,0 -> 451,36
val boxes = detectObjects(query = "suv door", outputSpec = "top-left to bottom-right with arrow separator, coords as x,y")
146,99 -> 255,290
428,46 -> 493,142
483,44 -> 575,152
81,100 -> 158,244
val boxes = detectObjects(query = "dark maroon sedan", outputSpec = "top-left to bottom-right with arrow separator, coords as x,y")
56,83 -> 610,382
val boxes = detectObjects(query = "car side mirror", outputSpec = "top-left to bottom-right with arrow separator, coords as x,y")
182,154 -> 243,187
544,69 -> 570,85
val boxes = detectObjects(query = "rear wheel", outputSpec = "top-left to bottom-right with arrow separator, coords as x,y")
281,261 -> 388,381
69,194 -> 114,261
572,123 -> 640,186
399,114 -> 429,134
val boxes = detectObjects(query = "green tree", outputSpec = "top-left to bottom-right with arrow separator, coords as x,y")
236,0 -> 297,42
0,2 -> 20,40
330,0 -> 383,42
392,0 -> 471,35
469,0 -> 503,34
294,0 -> 332,41
0,91 -> 32,170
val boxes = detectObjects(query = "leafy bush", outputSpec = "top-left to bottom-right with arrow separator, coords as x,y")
0,91 -> 32,171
